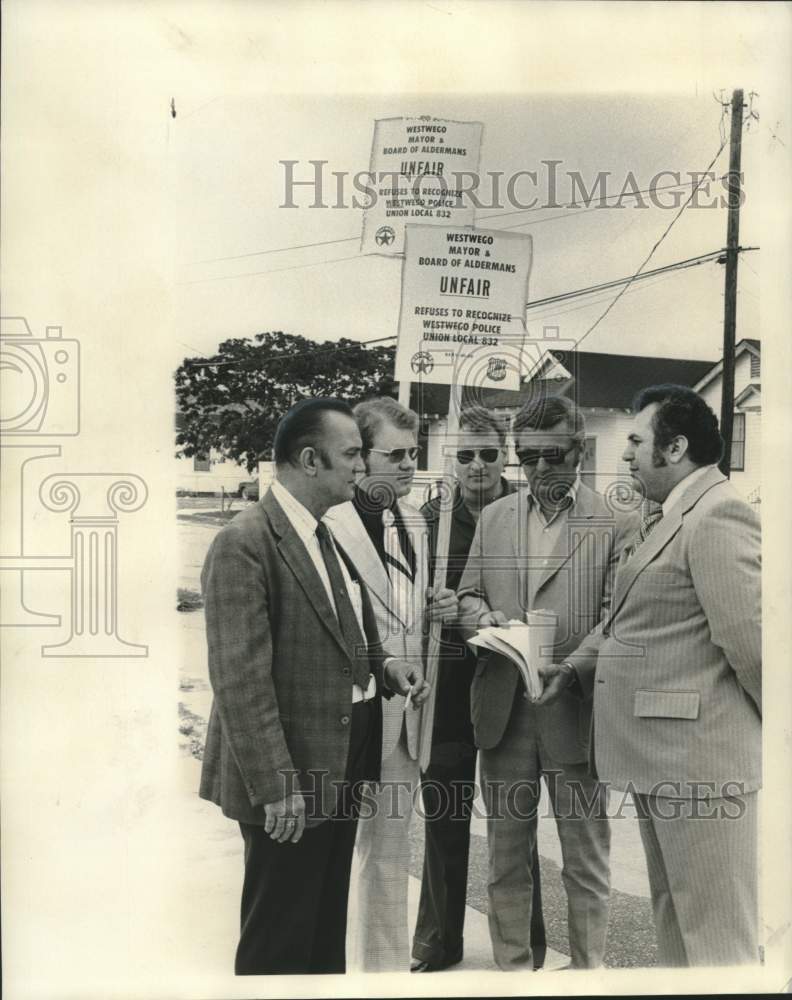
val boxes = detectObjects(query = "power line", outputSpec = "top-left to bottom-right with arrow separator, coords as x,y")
179,252 -> 364,286
573,137 -> 730,350
183,247 -> 756,369
525,249 -> 734,311
192,234 -> 358,265
478,176 -> 725,224
184,334 -> 398,368
188,178 -> 718,268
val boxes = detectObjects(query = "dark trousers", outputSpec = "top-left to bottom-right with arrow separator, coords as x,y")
411,739 -> 547,970
235,700 -> 375,975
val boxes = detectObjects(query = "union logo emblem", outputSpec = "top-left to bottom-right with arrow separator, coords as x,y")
410,351 -> 434,375
486,357 -> 508,382
375,226 -> 396,247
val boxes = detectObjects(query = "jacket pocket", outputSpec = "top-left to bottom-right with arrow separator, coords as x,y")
634,689 -> 700,720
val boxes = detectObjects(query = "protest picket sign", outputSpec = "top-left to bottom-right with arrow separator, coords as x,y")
394,224 -> 533,771
395,224 -> 533,388
361,117 -> 483,256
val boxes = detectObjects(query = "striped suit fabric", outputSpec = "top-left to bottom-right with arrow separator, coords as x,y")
570,467 -> 762,965
324,497 -> 430,971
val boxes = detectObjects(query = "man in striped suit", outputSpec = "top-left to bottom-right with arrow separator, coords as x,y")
541,384 -> 762,966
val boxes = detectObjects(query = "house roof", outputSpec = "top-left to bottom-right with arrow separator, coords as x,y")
735,383 -> 761,407
407,350 -> 715,416
693,338 -> 761,393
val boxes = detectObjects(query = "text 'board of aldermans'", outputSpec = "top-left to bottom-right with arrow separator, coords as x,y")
395,224 -> 533,390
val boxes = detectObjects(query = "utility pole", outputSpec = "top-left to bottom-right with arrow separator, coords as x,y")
719,88 -> 744,477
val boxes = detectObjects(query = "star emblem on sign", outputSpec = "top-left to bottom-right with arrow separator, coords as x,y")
375,226 -> 396,246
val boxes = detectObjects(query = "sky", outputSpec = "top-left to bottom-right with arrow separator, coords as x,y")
172,91 -> 766,365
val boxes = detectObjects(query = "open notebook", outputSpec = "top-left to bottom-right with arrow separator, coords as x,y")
467,611 -> 558,702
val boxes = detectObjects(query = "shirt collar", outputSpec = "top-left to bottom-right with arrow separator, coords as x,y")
662,465 -> 713,516
271,478 -> 319,544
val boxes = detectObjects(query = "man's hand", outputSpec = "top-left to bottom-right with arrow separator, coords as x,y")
263,791 -> 306,844
385,657 -> 431,707
478,609 -> 509,628
425,586 -> 459,624
535,662 -> 575,706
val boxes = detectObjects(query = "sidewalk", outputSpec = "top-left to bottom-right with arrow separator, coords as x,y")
177,754 -> 570,974
177,507 -> 654,972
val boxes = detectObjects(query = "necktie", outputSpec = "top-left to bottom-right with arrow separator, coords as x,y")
382,507 -> 415,627
623,502 -> 664,562
315,521 -> 371,688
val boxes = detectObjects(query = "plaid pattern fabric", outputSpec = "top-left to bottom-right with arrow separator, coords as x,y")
199,491 -> 387,826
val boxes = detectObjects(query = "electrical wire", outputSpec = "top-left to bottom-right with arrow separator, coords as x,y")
187,179 -> 717,268
183,247 -> 756,369
572,138 -> 730,350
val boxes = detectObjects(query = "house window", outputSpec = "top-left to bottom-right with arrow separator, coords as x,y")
193,455 -> 211,472
750,353 -> 760,379
730,413 -> 746,471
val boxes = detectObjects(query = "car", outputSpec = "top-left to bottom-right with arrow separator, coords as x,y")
238,480 -> 260,501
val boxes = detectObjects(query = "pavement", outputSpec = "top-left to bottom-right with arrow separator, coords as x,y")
177,502 -> 657,972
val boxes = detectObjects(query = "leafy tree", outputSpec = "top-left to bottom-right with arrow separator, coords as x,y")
175,331 -> 397,472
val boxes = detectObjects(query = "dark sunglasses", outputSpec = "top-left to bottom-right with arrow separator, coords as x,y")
456,448 -> 501,465
367,446 -> 420,464
516,444 -> 576,467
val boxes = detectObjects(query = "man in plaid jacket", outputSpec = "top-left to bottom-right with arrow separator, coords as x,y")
199,397 -> 429,975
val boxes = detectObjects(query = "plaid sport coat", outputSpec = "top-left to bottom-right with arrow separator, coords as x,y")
199,488 -> 390,826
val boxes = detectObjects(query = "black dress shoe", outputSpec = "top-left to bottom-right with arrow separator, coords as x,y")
411,955 -> 463,973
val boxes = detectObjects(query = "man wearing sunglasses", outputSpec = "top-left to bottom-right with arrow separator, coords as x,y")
324,396 -> 458,971
458,395 -> 636,971
411,404 -> 547,973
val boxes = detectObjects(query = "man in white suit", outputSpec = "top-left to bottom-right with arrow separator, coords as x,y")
540,384 -> 762,966
324,397 -> 457,971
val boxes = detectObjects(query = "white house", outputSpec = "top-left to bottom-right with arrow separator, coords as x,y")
176,342 -> 761,508
693,338 -> 761,506
175,411 -> 258,496
411,349 -> 724,505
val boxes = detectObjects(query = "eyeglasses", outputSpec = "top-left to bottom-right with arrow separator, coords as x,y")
366,446 -> 420,464
516,444 -> 577,467
456,448 -> 501,465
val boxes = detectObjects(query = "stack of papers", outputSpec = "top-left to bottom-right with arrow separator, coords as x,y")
467,612 -> 558,702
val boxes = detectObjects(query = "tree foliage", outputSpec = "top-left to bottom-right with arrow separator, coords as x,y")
175,331 -> 397,471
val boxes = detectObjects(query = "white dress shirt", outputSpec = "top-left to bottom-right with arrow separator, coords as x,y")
662,465 -> 713,516
271,479 -> 375,701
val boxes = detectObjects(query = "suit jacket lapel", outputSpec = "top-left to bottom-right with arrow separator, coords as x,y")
610,503 -> 684,617
609,467 -> 726,621
263,491 -> 350,660
323,502 -> 402,624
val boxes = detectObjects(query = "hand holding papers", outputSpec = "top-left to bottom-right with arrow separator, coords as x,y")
467,611 -> 558,702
